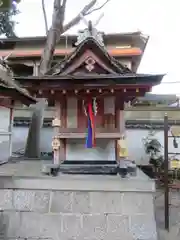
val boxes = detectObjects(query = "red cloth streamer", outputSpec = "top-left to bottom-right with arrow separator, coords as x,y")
86,102 -> 96,148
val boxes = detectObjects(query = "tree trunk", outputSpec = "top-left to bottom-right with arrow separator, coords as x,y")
39,0 -> 66,76
24,99 -> 47,159
24,0 -> 66,158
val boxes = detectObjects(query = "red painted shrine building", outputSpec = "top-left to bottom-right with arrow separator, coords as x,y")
0,61 -> 36,160
14,26 -> 164,163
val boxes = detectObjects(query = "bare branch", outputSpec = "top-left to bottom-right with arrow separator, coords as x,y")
62,0 -> 67,9
61,0 -> 97,35
58,0 -> 67,30
86,0 -> 110,15
41,0 -> 48,35
39,0 -> 109,75
57,0 -> 111,40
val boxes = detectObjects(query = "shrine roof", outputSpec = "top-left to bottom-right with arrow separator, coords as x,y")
15,73 -> 164,86
0,62 -> 37,106
49,36 -> 132,76
44,24 -> 163,87
13,25 -> 164,87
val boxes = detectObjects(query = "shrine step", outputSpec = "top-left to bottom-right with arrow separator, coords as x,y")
59,164 -> 118,175
62,160 -> 117,165
41,163 -> 131,176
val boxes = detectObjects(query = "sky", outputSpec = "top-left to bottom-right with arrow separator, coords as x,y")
13,0 -> 180,95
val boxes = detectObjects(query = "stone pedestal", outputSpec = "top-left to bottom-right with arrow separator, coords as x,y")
0,169 -> 157,240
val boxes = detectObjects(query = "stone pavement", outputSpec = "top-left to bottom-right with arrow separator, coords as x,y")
155,189 -> 180,240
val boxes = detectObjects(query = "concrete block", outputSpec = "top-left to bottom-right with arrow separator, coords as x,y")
50,191 -> 72,213
6,212 -> 21,237
0,190 -> 13,210
129,214 -> 157,240
82,214 -> 107,239
19,212 -> 62,239
90,192 -> 122,214
107,215 -> 131,239
62,214 -> 82,239
0,212 -> 21,238
121,192 -> 154,215
72,191 -> 90,213
0,212 -> 9,239
13,190 -> 50,213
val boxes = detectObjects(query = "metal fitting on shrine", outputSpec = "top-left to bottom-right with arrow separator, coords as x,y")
117,135 -> 128,158
52,137 -> 60,151
52,118 -> 61,127
171,125 -> 180,137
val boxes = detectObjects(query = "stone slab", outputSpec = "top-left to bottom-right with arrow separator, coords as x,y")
0,190 -> 158,240
0,174 -> 155,192
13,190 -> 50,213
0,190 -> 13,210
50,191 -> 73,213
0,163 -> 157,240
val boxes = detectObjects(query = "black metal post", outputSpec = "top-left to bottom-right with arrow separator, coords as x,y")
164,113 -> 169,231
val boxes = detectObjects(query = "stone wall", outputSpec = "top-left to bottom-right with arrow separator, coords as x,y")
0,175 -> 157,240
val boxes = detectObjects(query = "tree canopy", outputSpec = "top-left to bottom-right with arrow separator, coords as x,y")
0,0 -> 20,38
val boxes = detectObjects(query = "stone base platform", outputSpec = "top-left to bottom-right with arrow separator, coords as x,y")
0,161 -> 157,240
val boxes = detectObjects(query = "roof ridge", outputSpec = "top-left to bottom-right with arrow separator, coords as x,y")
48,36 -> 133,76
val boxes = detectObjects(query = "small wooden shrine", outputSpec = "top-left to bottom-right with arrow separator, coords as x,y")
16,23 -> 164,173
0,59 -> 36,160
0,60 -> 36,106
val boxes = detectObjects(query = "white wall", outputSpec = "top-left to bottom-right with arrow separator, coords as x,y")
0,126 -> 178,165
127,129 -> 179,165
0,107 -> 11,161
1,106 -> 179,164
0,107 -> 10,142
66,139 -> 115,161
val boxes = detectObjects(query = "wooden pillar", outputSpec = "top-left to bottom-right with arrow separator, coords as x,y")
115,97 -> 127,162
33,62 -> 39,76
119,109 -> 126,136
52,98 -> 66,165
115,98 -> 125,133
52,101 -> 61,165
60,98 -> 66,161
8,100 -> 14,158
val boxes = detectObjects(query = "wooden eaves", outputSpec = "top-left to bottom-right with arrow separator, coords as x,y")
0,62 -> 37,106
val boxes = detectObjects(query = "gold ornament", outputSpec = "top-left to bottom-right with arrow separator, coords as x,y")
171,126 -> 180,137
170,159 -> 180,169
117,136 -> 128,158
52,137 -> 60,150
